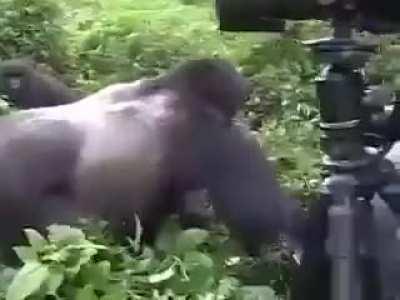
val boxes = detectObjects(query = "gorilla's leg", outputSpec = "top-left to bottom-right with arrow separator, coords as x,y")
0,116 -> 82,262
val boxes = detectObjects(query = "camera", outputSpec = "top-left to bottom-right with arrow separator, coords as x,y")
216,0 -> 400,33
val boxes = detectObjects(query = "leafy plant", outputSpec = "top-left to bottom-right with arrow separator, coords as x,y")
0,0 -> 70,72
261,117 -> 321,201
0,218 -> 285,300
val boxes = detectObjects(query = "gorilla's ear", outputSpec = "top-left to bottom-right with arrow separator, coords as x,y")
162,59 -> 251,119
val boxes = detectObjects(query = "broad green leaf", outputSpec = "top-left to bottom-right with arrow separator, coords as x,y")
176,229 -> 209,253
45,267 -> 64,296
40,248 -> 69,263
101,284 -> 126,299
180,265 -> 215,294
65,247 -> 98,275
100,295 -> 121,300
76,285 -> 98,300
127,257 -> 154,274
23,229 -> 48,251
183,251 -> 214,270
13,247 -> 38,263
154,220 -> 180,253
0,268 -> 17,292
80,261 -> 111,290
237,286 -> 276,300
217,277 -> 240,298
47,225 -> 86,245
77,247 -> 99,264
6,262 -> 49,300
166,252 -> 215,294
100,290 -> 126,300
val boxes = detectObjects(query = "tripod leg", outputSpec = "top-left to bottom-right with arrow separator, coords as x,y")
291,184 -> 382,300
290,196 -> 331,300
358,198 -> 382,300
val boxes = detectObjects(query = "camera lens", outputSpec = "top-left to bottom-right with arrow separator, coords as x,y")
217,0 -> 325,31
359,1 -> 400,23
216,0 -> 400,33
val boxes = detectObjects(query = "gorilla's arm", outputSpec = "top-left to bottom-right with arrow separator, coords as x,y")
193,121 -> 303,251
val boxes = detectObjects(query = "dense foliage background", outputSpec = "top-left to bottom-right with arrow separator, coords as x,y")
0,0 -> 399,298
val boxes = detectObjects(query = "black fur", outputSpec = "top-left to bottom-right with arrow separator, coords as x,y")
0,59 -> 302,262
0,58 -> 82,109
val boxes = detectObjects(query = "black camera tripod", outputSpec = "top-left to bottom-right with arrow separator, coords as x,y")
294,16 -> 400,300
214,1 -> 400,298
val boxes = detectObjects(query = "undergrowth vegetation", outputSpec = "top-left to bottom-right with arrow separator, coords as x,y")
0,219 -> 293,300
1,0 -> 397,298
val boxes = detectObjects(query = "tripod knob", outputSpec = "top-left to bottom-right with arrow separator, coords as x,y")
363,85 -> 394,108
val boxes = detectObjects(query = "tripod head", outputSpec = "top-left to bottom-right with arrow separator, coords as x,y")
216,0 -> 400,34
216,0 -> 400,191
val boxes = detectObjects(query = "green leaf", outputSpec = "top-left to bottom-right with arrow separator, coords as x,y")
147,264 -> 177,284
183,266 -> 215,294
183,251 -> 214,270
0,268 -> 17,293
78,246 -> 99,263
40,248 -> 69,263
166,252 -> 216,295
76,285 -> 99,300
154,220 -> 181,253
100,284 -> 126,300
217,277 -> 240,298
65,247 -> 98,275
13,247 -> 38,263
6,262 -> 49,300
23,229 -> 48,251
80,261 -> 111,290
47,225 -> 86,245
128,257 -> 154,274
131,214 -> 143,252
236,286 -> 276,300
45,267 -> 64,296
176,229 -> 209,253
100,294 -> 123,300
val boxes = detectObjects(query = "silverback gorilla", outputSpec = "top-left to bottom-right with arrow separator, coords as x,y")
0,58 -> 302,261
0,58 -> 82,109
